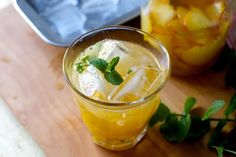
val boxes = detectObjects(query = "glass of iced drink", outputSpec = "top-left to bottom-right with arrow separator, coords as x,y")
141,0 -> 235,75
63,26 -> 170,150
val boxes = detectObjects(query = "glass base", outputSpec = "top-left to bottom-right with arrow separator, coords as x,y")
92,126 -> 147,151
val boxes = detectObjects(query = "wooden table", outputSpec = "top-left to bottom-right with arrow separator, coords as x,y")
0,6 -> 234,157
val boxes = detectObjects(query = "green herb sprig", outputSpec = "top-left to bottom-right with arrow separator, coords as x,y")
76,56 -> 123,85
149,93 -> 236,157
75,56 -> 90,73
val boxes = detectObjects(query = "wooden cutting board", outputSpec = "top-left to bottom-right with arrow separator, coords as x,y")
0,5 -> 234,157
0,98 -> 46,157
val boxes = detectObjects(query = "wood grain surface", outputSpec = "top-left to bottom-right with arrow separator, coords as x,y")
0,99 -> 46,157
0,6 -> 234,157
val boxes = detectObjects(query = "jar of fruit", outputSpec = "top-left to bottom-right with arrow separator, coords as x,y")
141,0 -> 235,75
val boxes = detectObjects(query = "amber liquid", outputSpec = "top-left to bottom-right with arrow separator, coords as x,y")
70,39 -> 165,150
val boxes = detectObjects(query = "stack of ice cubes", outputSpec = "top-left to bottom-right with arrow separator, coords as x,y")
27,0 -> 147,40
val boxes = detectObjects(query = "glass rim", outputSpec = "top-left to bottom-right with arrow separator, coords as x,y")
62,25 -> 170,107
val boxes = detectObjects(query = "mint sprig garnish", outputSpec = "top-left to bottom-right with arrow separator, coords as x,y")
76,56 -> 123,85
149,93 -> 236,156
106,57 -> 119,73
89,58 -> 108,73
104,70 -> 123,85
89,56 -> 123,85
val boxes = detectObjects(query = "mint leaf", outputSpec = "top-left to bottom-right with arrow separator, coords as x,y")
89,56 -> 123,85
149,102 -> 170,127
160,115 -> 179,142
90,58 -> 108,73
186,116 -> 210,140
215,146 -> 224,157
184,97 -> 197,114
106,57 -> 119,73
224,93 -> 236,117
160,114 -> 191,143
104,57 -> 123,85
202,100 -> 225,120
176,114 -> 191,142
104,70 -> 123,85
76,62 -> 85,73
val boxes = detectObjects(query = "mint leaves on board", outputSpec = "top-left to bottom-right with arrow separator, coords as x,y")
157,97 -> 195,142
184,97 -> 196,114
186,116 -> 210,141
149,93 -> 236,156
76,56 -> 123,85
202,100 -> 225,120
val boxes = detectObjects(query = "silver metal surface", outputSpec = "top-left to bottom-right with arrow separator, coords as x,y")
14,0 -> 147,47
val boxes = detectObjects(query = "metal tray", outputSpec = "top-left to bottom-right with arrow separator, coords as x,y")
14,0 -> 147,47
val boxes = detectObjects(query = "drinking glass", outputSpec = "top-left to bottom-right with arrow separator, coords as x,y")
63,26 -> 170,150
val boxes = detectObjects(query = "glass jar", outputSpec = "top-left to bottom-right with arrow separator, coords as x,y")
141,0 -> 234,75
